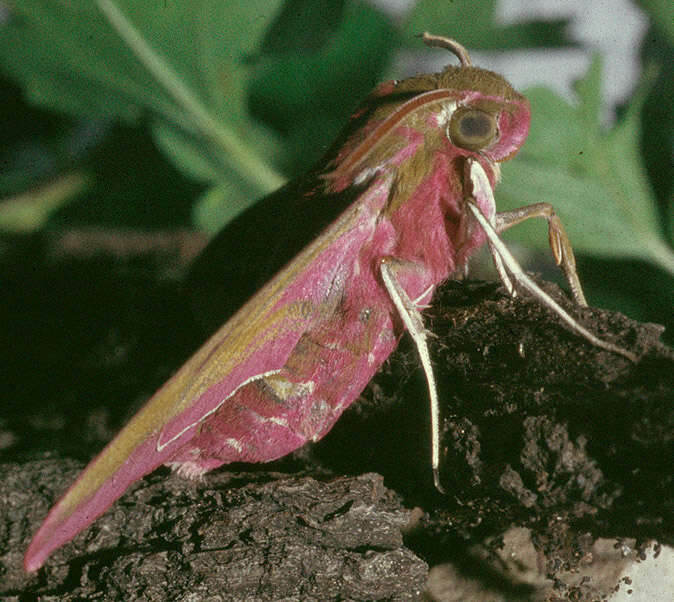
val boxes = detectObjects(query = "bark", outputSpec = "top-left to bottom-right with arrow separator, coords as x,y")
1,233 -> 671,600
1,466 -> 426,600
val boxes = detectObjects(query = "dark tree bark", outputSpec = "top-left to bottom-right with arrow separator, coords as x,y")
1,233 -> 671,600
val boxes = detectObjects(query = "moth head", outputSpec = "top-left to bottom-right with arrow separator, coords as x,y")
324,35 -> 531,190
425,33 -> 531,161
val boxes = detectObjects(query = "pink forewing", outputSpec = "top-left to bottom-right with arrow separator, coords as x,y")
23,172 -> 394,573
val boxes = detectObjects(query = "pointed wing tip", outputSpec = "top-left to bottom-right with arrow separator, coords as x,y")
24,539 -> 49,573
23,513 -> 66,572
24,557 -> 43,573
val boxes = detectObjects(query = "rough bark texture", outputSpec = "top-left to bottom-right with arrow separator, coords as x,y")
314,280 -> 672,600
1,466 -> 426,600
1,233 -> 671,600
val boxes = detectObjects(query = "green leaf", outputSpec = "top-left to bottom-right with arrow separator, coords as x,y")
152,121 -> 220,184
637,0 -> 674,44
248,1 -> 397,173
0,0 -> 285,205
403,0 -> 571,49
193,179 -> 261,233
260,0 -> 347,54
0,172 -> 89,232
498,55 -> 674,275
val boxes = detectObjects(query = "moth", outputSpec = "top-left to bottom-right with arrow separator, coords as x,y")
24,33 -> 634,572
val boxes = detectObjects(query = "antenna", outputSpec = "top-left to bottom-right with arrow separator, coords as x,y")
422,32 -> 473,67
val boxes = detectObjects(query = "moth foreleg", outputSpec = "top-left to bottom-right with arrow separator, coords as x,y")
494,203 -> 587,306
465,156 -> 514,296
488,239 -> 515,297
380,258 -> 445,493
468,202 -> 637,361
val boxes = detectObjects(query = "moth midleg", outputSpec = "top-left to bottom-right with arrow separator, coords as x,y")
467,201 -> 636,361
494,203 -> 587,306
380,258 -> 445,493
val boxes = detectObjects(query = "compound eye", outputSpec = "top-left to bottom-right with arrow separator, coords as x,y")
448,108 -> 498,151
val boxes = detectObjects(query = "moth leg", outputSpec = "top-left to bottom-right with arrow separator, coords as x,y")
465,156 -> 514,296
488,239 -> 515,297
412,283 -> 435,307
467,201 -> 637,361
380,258 -> 445,493
495,203 -> 587,306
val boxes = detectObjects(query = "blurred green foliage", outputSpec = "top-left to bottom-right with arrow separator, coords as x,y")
0,0 -> 671,333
